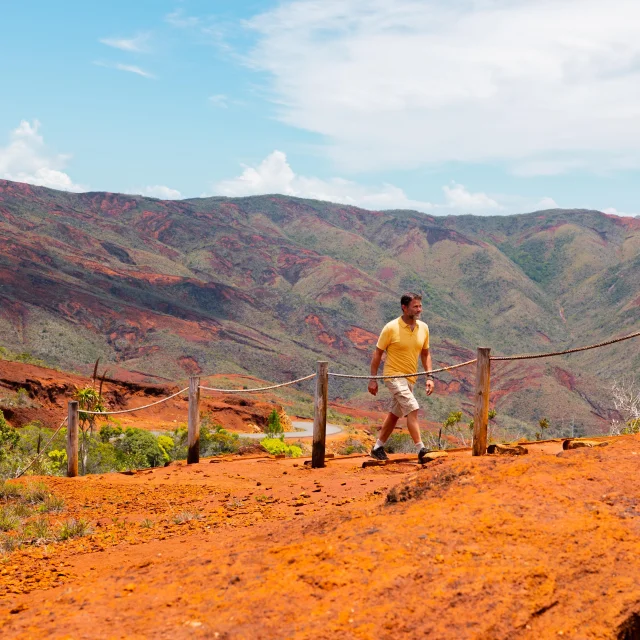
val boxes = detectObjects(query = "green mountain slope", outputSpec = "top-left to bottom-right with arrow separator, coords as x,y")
0,179 -> 638,436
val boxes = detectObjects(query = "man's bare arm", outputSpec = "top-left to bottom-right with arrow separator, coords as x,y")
421,348 -> 435,396
368,347 -> 384,396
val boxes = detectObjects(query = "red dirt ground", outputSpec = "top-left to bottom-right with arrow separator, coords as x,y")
2,436 -> 640,639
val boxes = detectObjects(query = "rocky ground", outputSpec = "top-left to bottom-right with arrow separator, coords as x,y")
2,435 -> 640,639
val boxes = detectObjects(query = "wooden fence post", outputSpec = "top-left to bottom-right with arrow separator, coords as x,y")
472,348 -> 491,456
312,361 -> 329,469
187,376 -> 201,464
66,401 -> 79,477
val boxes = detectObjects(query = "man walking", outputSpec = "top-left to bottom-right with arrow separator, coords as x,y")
368,292 -> 434,462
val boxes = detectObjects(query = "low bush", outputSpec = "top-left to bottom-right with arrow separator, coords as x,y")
260,437 -> 303,457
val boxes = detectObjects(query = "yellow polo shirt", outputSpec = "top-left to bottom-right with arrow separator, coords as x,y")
377,317 -> 430,384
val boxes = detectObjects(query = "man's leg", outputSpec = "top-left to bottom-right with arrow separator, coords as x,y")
406,409 -> 421,445
377,412 -> 399,444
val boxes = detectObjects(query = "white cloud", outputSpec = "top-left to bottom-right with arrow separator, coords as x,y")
94,61 -> 155,78
246,0 -> 640,174
209,94 -> 229,108
603,207 -> 640,218
213,150 -> 555,214
131,185 -> 182,200
0,120 -> 84,192
536,197 -> 560,210
99,33 -> 150,53
213,150 -> 434,211
442,182 -> 501,212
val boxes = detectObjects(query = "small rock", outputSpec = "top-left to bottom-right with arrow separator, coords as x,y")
10,603 -> 28,614
562,439 -> 609,450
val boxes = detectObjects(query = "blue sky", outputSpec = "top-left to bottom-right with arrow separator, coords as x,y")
1,0 -> 639,215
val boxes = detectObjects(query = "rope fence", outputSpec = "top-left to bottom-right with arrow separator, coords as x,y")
81,387 -> 189,415
199,373 -> 316,393
328,358 -> 478,380
490,330 -> 640,361
20,327 -> 637,478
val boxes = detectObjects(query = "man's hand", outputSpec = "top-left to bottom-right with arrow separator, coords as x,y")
425,379 -> 435,396
368,380 -> 378,396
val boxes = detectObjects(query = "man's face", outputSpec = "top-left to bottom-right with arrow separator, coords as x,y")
403,298 -> 423,318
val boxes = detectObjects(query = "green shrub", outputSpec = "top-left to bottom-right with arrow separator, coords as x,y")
58,518 -> 92,540
23,481 -> 49,504
260,438 -> 302,457
0,480 -> 23,500
47,449 -> 67,474
0,506 -> 21,531
39,495 -> 65,514
0,411 -> 19,462
24,517 -> 54,543
201,424 -> 240,456
123,428 -> 167,467
99,423 -> 123,443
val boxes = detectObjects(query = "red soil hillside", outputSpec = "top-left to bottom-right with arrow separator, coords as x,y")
1,179 -> 638,435
0,360 -> 284,433
2,435 -> 640,638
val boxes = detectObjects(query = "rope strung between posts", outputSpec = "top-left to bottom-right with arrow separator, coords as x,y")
14,417 -> 68,479
328,358 -> 478,380
491,330 -> 640,361
199,373 -> 316,393
81,387 -> 189,415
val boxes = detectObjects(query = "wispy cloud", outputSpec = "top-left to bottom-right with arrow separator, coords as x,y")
94,61 -> 155,79
115,64 -> 155,79
209,94 -> 229,108
246,0 -> 640,175
99,33 -> 150,53
0,120 -> 85,192
165,9 -> 200,29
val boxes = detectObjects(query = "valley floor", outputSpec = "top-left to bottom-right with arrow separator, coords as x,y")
2,436 -> 640,639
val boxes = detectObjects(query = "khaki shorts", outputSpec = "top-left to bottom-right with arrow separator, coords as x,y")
384,378 -> 420,418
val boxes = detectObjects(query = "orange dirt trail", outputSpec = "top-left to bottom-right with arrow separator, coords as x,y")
2,437 -> 640,639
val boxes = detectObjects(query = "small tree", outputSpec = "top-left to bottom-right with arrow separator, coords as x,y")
439,411 -> 465,448
535,417 -> 549,441
76,386 -> 105,475
265,408 -> 283,438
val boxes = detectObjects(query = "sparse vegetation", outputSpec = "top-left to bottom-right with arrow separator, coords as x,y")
58,518 -> 92,540
0,347 -> 46,367
172,511 -> 201,524
337,437 -> 368,455
0,480 -> 91,555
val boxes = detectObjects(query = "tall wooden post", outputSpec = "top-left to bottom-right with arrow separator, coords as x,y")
312,361 -> 329,469
472,348 -> 491,456
66,401 -> 79,477
187,376 -> 201,464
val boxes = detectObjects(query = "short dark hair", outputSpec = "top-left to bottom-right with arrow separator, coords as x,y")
400,292 -> 422,308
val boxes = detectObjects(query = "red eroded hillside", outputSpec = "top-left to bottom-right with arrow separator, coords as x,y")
0,179 -> 638,437
0,359 -> 287,433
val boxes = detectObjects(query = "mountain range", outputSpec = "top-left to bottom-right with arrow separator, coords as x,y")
0,178 -> 638,436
